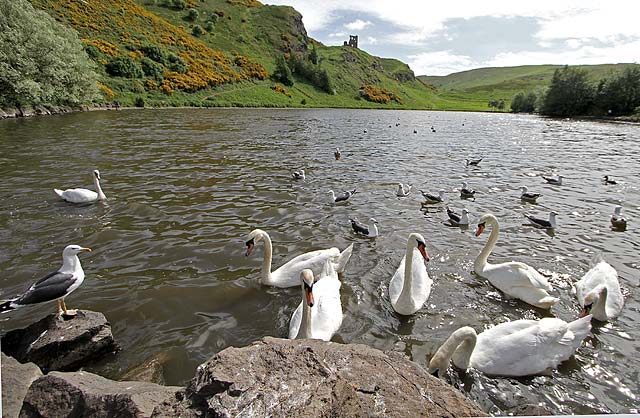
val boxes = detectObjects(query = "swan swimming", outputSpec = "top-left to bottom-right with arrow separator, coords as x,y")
245,229 -> 353,288
574,258 -> 624,321
428,315 -> 592,377
289,262 -> 343,341
54,170 -> 106,203
474,214 -> 559,309
389,233 -> 432,315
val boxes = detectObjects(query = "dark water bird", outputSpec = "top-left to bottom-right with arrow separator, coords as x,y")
465,158 -> 482,167
292,169 -> 305,180
413,130 -> 418,134
603,175 -> 617,185
421,190 -> 446,204
542,174 -> 563,185
611,206 -> 627,230
524,211 -> 557,229
520,186 -> 542,203
460,182 -> 476,199
334,147 -> 341,160
396,183 -> 413,197
54,169 -> 107,203
328,188 -> 357,205
0,245 -> 92,317
446,206 -> 469,226
350,218 -> 379,237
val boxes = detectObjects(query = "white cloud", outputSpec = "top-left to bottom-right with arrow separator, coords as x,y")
407,51 -> 473,76
328,32 -> 347,38
365,36 -> 378,45
345,19 -> 372,31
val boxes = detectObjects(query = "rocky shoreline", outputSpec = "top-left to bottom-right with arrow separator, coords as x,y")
1,310 -> 484,418
0,103 -> 122,120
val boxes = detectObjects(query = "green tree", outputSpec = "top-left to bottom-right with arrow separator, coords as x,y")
540,66 -> 594,117
187,8 -> 199,21
309,46 -> 319,65
511,91 -> 537,113
106,56 -> 144,78
595,67 -> 640,115
192,25 -> 204,37
0,0 -> 98,107
272,55 -> 293,86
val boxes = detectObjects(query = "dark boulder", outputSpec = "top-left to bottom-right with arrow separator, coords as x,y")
170,336 -> 483,417
19,371 -> 181,418
1,353 -> 43,418
1,310 -> 118,372
121,352 -> 171,385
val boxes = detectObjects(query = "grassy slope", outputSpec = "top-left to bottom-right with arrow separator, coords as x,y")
420,64 -> 640,110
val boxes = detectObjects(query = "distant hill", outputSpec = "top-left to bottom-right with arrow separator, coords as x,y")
419,64 -> 640,109
27,0 -> 439,109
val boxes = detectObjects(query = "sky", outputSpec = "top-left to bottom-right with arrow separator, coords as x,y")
262,1 -> 640,76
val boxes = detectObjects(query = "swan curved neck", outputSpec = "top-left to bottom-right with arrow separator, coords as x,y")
94,176 -> 106,200
298,298 -> 313,339
259,231 -> 274,284
398,234 -> 418,305
475,218 -> 499,273
440,327 -> 477,370
591,285 -> 608,318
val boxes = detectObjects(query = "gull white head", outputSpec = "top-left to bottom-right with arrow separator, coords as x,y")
438,190 -> 446,198
462,182 -> 468,189
520,186 -> 528,193
63,244 -> 92,257
613,206 -> 623,216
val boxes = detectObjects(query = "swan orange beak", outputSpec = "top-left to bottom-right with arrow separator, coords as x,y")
579,303 -> 592,318
475,223 -> 485,237
417,243 -> 429,262
245,239 -> 254,257
305,287 -> 315,307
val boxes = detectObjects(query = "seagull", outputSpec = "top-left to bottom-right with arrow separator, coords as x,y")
54,170 -> 107,203
350,218 -> 379,237
334,148 -> 341,160
0,245 -> 92,317
421,190 -> 446,204
520,186 -> 542,203
465,158 -> 482,166
542,175 -> 563,185
611,206 -> 627,229
292,169 -> 305,180
328,189 -> 357,205
525,211 -> 557,229
460,182 -> 476,199
603,175 -> 617,185
396,183 -> 413,197
446,206 -> 469,226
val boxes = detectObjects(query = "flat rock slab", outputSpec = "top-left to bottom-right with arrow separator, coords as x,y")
19,371 -> 182,418
181,336 -> 483,418
1,353 -> 43,418
1,310 -> 118,372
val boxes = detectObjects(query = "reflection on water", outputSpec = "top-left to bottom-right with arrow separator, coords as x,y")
0,109 -> 639,414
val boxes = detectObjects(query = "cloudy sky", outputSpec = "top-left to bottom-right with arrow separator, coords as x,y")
262,1 -> 640,76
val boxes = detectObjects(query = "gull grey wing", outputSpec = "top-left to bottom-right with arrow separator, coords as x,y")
16,272 -> 76,305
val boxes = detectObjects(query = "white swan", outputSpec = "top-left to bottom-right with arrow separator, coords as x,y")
54,170 -> 106,203
245,229 -> 354,288
574,259 -> 624,321
474,214 -> 559,309
289,262 -> 342,341
389,233 -> 432,315
428,315 -> 592,377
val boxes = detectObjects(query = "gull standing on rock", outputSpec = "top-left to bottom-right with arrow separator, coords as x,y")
54,170 -> 107,204
0,245 -> 92,316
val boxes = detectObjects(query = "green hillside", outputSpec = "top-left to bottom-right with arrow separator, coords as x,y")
419,64 -> 640,109
26,0 -> 442,109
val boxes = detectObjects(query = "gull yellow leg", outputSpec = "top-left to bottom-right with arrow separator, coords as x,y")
61,299 -> 78,317
57,299 -> 64,315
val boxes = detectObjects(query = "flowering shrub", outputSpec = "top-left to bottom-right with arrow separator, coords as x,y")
359,84 -> 402,104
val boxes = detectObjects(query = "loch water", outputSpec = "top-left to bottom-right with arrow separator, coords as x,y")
0,108 -> 638,414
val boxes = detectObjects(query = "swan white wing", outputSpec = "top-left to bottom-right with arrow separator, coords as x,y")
575,261 -> 624,318
271,248 -> 341,287
470,318 -> 588,376
310,277 -> 343,341
288,301 -> 303,339
389,255 -> 407,306
389,249 -> 431,314
57,188 -> 99,203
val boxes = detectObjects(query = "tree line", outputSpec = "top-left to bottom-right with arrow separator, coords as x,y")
511,65 -> 640,117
